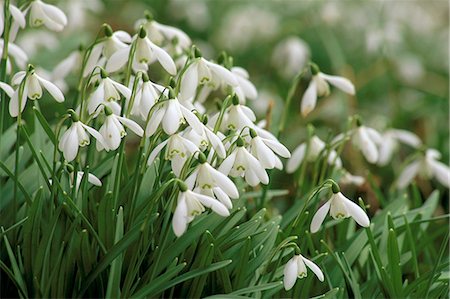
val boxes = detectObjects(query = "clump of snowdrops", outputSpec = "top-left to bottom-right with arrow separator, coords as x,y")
0,1 -> 448,298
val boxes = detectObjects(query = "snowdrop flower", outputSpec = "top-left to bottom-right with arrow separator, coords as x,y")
186,153 -> 239,209
87,69 -> 131,115
231,66 -> 258,103
378,129 -> 422,166
172,181 -> 230,237
58,113 -> 106,162
71,171 -> 102,194
272,36 -> 310,79
136,14 -> 191,49
9,66 -> 64,117
64,0 -> 103,31
248,128 -> 290,170
211,96 -> 256,131
0,1 -> 26,39
310,182 -> 370,233
283,254 -> 324,291
397,149 -> 450,189
128,73 -> 161,120
147,133 -> 199,177
351,124 -> 382,164
219,137 -> 269,187
0,39 -> 28,70
27,0 -> 67,32
145,90 -> 204,136
179,49 -> 238,101
182,120 -> 226,158
106,27 -> 176,74
301,63 -> 355,117
97,107 -> 143,151
286,135 -> 342,173
83,25 -> 131,77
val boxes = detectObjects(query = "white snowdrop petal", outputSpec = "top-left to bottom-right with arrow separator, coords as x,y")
79,123 -> 106,149
11,71 -> 26,85
428,160 -> 450,188
310,200 -> 331,233
87,173 -> 102,186
146,107 -> 165,136
53,52 -> 78,79
9,5 -> 26,28
117,116 -> 144,137
218,151 -> 237,176
286,144 -> 306,173
208,164 -> 239,198
356,128 -> 379,164
207,61 -> 238,86
84,44 -> 103,77
283,257 -> 298,291
301,79 -> 317,117
396,161 -> 421,189
212,187 -> 233,210
41,2 -> 67,26
162,100 -> 181,135
172,195 -> 188,237
0,82 -> 14,97
195,193 -> 230,217
302,256 -> 324,282
179,105 -> 203,134
147,140 -> 168,166
264,138 -> 291,158
150,43 -> 177,75
390,129 -> 422,148
179,62 -> 198,101
342,196 -> 370,227
64,125 -> 79,161
319,73 -> 355,95
105,47 -> 129,73
36,75 -> 65,102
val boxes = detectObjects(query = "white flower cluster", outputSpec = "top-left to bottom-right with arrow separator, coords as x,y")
0,2 -> 447,295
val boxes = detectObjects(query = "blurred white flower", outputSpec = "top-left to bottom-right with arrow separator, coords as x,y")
64,0 -> 103,31
147,133 -> 199,177
16,30 -> 58,56
58,119 -> 106,162
339,170 -> 365,187
97,110 -> 143,151
378,129 -> 422,166
169,0 -> 210,31
9,68 -> 64,117
106,27 -> 177,75
219,138 -> 269,187
27,0 -> 67,32
216,6 -> 279,52
310,186 -> 370,233
283,254 -> 324,291
351,125 -> 382,164
145,94 -> 203,136
301,66 -> 355,117
52,49 -> 83,81
0,39 -> 28,71
286,135 -> 342,173
397,149 -> 450,189
179,55 -> 238,102
272,36 -> 310,79
172,185 -> 229,237
87,71 -> 131,115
